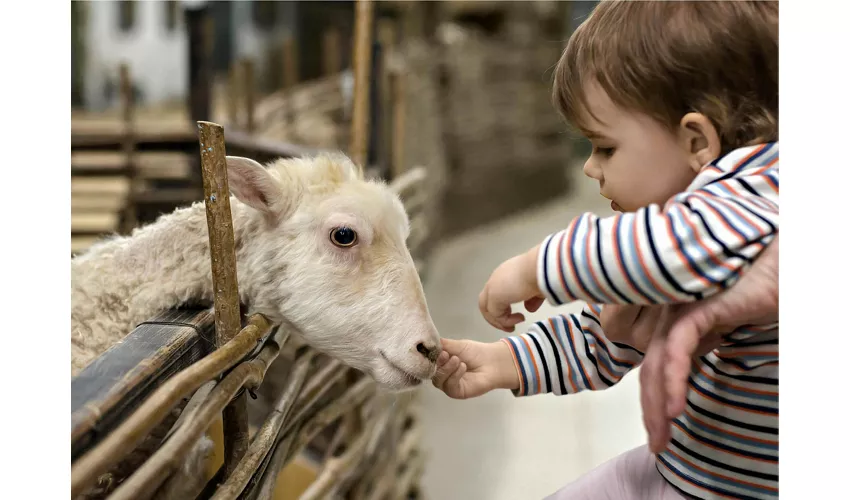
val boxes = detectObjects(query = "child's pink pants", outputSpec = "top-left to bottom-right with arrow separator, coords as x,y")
544,445 -> 685,500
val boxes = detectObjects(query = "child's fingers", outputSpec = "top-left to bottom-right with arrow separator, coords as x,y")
432,355 -> 461,390
437,350 -> 450,367
446,361 -> 468,394
524,296 -> 545,313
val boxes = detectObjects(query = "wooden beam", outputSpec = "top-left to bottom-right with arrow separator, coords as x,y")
197,120 -> 249,477
349,0 -> 375,168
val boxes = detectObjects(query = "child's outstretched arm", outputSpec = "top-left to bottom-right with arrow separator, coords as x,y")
481,143 -> 779,332
538,144 -> 778,308
434,304 -> 645,399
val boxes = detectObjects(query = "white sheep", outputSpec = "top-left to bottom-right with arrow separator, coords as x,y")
71,152 -> 441,497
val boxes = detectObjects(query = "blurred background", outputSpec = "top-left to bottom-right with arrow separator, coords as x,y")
71,1 -> 643,498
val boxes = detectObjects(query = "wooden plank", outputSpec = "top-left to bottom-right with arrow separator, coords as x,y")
72,212 -> 120,233
71,177 -> 131,196
72,152 -> 192,180
72,193 -> 127,211
71,307 -> 216,459
71,235 -> 102,254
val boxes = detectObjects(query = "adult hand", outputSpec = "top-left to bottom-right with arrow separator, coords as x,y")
642,235 -> 779,453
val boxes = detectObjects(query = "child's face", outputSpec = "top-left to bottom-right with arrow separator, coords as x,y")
579,82 -> 698,213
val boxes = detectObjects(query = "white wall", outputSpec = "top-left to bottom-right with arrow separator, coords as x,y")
83,0 -> 188,110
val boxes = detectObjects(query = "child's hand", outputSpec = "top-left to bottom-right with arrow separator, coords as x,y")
479,244 -> 544,332
432,338 -> 520,399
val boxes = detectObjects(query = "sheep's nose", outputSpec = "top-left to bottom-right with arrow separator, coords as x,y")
416,342 -> 440,363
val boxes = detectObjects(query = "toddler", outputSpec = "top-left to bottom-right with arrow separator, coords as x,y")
433,2 -> 778,499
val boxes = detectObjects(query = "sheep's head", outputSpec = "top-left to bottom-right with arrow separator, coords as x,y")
226,153 -> 440,391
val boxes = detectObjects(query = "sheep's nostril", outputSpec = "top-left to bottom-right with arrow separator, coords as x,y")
416,342 -> 438,363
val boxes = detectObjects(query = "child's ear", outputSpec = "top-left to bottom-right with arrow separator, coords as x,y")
679,113 -> 722,173
225,156 -> 297,222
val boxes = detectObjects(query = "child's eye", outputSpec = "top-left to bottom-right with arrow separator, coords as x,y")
594,147 -> 615,158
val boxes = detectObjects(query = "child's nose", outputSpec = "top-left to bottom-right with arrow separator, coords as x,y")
583,158 -> 602,181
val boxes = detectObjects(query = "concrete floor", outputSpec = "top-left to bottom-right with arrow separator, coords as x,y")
417,168 -> 647,500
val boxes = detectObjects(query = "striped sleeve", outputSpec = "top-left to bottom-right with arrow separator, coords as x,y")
537,145 -> 779,307
501,304 -> 644,396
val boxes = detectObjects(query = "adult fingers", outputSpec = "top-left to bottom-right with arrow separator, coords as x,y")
640,336 -> 671,453
664,304 -> 718,419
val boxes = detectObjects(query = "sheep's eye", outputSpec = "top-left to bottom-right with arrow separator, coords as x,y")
330,227 -> 358,247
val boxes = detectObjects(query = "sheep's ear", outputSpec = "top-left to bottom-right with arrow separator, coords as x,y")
225,156 -> 285,218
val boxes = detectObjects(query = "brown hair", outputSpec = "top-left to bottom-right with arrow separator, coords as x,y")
554,0 -> 778,153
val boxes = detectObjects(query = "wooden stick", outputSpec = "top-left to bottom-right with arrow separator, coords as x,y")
241,60 -> 256,134
70,314 -> 273,497
349,0 -> 375,167
107,325 -> 290,500
119,62 -> 137,234
251,426 -> 300,500
211,350 -> 316,500
197,120 -> 249,476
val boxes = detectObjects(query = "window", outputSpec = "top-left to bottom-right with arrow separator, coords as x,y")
252,1 -> 277,31
118,0 -> 136,33
165,1 -> 180,32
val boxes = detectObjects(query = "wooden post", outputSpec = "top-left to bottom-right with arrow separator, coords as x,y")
227,63 -> 240,129
196,120 -> 250,477
241,58 -> 256,135
186,4 -> 213,191
322,27 -> 341,77
282,35 -> 299,90
390,69 -> 406,179
349,0 -> 375,168
119,63 -> 137,234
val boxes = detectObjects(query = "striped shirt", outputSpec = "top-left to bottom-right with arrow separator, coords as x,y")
503,143 -> 779,499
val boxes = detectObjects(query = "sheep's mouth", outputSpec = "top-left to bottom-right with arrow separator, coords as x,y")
379,351 -> 424,387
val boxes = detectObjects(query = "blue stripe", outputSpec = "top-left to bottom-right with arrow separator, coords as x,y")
566,216 -> 607,303
505,337 -> 530,396
682,414 -> 778,452
612,216 -> 657,302
622,212 -> 672,301
691,371 -> 778,403
553,315 -> 579,387
666,207 -> 727,289
560,315 -> 592,390
569,315 -> 637,372
688,376 -> 778,414
657,454 -> 773,499
539,234 -> 564,305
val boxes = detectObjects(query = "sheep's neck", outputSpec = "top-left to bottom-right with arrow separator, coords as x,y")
71,200 -> 256,330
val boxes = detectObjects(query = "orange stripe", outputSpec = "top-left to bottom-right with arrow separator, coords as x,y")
520,336 -> 543,395
554,230 -> 574,302
683,406 -> 778,447
674,204 -> 739,275
610,216 -> 644,299
711,194 -> 764,234
688,381 -> 777,417
501,339 -> 525,396
656,459 -> 742,499
547,317 -> 578,393
564,218 -> 598,301
695,363 -> 778,397
682,194 -> 747,246
716,350 -> 778,358
561,317 -> 595,391
665,446 -> 779,493
631,213 -> 679,301
579,324 -> 637,369
583,219 -> 617,302
663,206 -> 715,288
